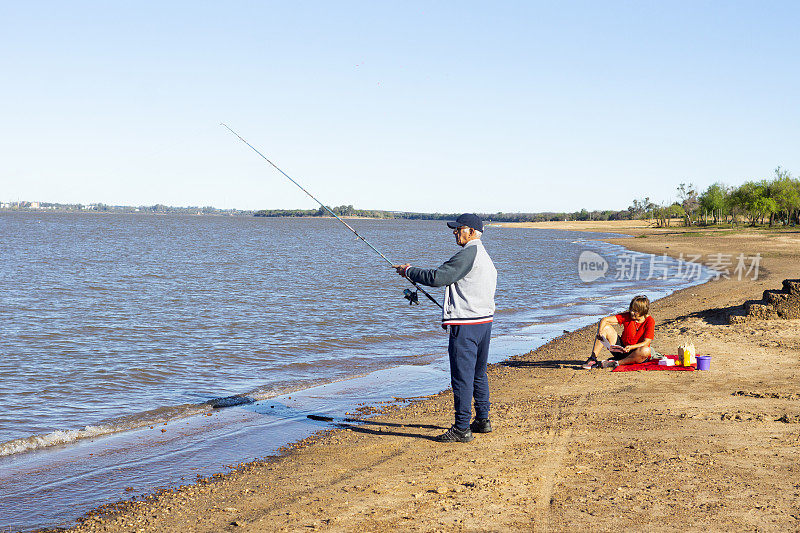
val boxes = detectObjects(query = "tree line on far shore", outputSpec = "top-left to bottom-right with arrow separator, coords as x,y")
630,166 -> 799,227
255,166 -> 799,227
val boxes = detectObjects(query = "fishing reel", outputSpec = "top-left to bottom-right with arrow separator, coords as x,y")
403,288 -> 419,305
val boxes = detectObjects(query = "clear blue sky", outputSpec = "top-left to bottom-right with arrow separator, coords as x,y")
2,1 -> 798,212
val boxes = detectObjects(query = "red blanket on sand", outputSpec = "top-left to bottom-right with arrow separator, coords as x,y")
612,354 -> 696,372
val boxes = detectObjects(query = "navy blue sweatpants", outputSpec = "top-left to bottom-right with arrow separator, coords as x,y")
448,322 -> 492,430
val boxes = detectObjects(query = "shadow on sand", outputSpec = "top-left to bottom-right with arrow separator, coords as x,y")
657,302 -> 745,327
330,422 -> 442,441
500,359 -> 585,370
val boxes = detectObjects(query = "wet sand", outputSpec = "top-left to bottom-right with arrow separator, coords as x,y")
58,223 -> 800,532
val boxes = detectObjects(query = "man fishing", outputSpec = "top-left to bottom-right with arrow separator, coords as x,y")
394,213 -> 497,443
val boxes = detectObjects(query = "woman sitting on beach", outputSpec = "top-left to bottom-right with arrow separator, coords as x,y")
582,295 -> 654,370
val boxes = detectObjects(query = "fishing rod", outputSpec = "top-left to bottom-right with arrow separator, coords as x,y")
221,123 -> 442,309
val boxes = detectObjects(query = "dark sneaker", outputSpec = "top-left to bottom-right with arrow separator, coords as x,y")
435,425 -> 474,443
601,359 -> 619,369
470,418 -> 492,433
581,356 -> 599,370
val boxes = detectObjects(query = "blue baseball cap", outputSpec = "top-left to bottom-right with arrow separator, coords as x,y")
447,213 -> 483,232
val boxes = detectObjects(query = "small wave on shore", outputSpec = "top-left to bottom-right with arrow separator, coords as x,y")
0,374 -> 388,458
0,404 -> 209,457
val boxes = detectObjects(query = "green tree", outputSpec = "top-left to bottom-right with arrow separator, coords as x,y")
730,182 -> 755,225
698,183 -> 730,224
731,181 -> 775,225
668,202 -> 685,220
333,205 -> 355,216
767,167 -> 800,226
653,202 -> 684,227
753,195 -> 778,225
628,197 -> 656,219
677,183 -> 699,225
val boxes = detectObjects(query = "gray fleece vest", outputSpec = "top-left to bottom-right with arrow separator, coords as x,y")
405,239 -> 497,326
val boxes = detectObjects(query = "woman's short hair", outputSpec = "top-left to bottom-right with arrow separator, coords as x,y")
629,295 -> 650,316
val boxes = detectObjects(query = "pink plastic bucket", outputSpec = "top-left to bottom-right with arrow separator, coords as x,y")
696,355 -> 711,371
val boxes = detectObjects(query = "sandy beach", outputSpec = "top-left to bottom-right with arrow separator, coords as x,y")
57,222 -> 800,532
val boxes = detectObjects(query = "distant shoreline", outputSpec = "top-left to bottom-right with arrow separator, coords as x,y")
0,209 -> 396,221
0,207 -> 254,216
0,202 -> 647,223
